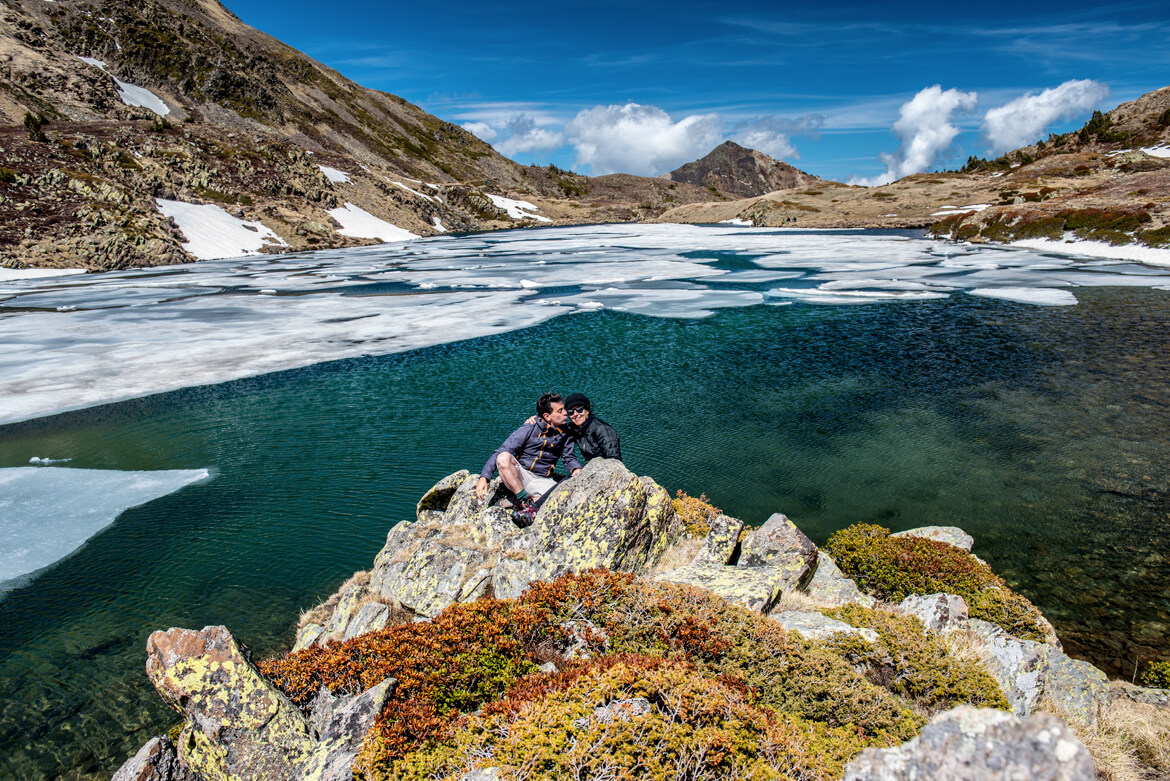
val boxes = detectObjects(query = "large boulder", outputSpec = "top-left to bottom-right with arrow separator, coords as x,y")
111,736 -> 192,781
653,563 -> 792,613
142,625 -> 394,781
843,706 -> 1094,780
689,514 -> 744,566
801,551 -> 875,608
892,525 -> 974,551
899,593 -> 969,634
1042,650 -> 1109,725
738,512 -> 818,580
969,619 -> 1050,717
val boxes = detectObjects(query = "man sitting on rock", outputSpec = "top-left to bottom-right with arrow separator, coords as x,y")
477,392 -> 582,524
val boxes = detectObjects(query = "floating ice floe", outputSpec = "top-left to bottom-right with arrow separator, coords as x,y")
0,466 -> 210,587
487,195 -> 552,222
157,199 -> 288,260
968,287 -> 1078,306
79,56 -> 169,116
719,218 -> 754,226
327,203 -> 419,243
318,166 -> 351,184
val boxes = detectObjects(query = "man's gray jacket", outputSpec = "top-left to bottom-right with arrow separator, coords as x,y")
480,418 -> 581,480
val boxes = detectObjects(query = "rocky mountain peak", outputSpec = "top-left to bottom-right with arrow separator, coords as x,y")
665,140 -> 821,197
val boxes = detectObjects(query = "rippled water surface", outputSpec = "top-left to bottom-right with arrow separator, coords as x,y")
2,228 -> 1170,778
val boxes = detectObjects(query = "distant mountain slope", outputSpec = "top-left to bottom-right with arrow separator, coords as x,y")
0,0 -> 718,269
665,140 -> 822,197
654,89 -> 1170,248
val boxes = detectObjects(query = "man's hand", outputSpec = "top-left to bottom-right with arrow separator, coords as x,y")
571,468 -> 581,477
476,476 -> 489,501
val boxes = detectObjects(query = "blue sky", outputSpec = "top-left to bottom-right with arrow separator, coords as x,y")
226,0 -> 1169,183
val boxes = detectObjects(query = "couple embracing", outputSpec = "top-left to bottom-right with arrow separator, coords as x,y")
475,392 -> 621,523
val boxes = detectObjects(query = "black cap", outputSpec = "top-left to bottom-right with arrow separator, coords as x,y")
565,392 -> 590,411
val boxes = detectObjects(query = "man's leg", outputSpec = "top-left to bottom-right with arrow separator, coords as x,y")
496,452 -> 526,496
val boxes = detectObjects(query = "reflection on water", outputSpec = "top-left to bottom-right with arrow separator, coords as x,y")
1,288 -> 1169,778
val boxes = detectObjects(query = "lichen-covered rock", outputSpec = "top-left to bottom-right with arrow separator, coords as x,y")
892,525 -> 974,551
773,610 -> 880,644
653,564 -> 792,613
639,476 -> 683,566
970,618 -> 1049,717
145,625 -> 316,779
736,513 -> 817,592
342,602 -> 391,641
111,736 -> 193,781
373,538 -> 494,618
323,576 -> 371,639
802,551 -> 876,608
293,623 -> 325,652
689,514 -> 745,566
416,470 -> 469,522
843,705 -> 1094,780
899,593 -> 970,634
1114,683 -> 1170,708
1044,650 -> 1108,725
301,677 -> 396,781
144,626 -> 394,781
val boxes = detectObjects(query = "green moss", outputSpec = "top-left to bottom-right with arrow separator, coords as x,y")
1141,660 -> 1170,688
1138,226 -> 1170,248
825,523 -> 1049,641
825,605 -> 1009,713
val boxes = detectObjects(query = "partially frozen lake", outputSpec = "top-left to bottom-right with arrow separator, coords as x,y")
3,224 -> 1169,426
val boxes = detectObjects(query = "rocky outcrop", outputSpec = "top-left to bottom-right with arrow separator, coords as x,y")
774,610 -> 880,644
137,625 -> 393,781
892,525 -> 975,551
899,593 -> 970,634
296,459 -> 682,646
843,706 -> 1094,780
803,551 -> 875,608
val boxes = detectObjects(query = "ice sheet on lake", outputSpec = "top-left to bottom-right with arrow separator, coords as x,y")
1011,238 -> 1170,268
157,199 -> 288,260
1,223 -> 1169,425
327,204 -> 419,242
969,287 -> 1079,306
0,467 -> 209,588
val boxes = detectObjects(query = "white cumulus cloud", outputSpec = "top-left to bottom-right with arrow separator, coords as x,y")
982,79 -> 1109,155
494,114 -> 565,156
462,121 -> 496,141
853,85 -> 977,186
731,115 -> 823,160
565,103 -> 723,176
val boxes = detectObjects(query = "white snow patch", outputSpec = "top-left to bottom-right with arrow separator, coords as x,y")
719,218 -> 754,226
318,166 -> 351,183
79,56 -> 169,115
157,199 -> 288,260
327,203 -> 418,243
487,194 -> 552,222
432,216 -> 447,233
1142,144 -> 1170,159
969,287 -> 1078,306
392,181 -> 434,202
0,467 -> 209,586
932,204 -> 991,216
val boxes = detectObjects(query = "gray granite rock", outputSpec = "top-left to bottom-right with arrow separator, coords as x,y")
1115,684 -> 1170,708
843,705 -> 1094,780
416,469 -> 469,522
374,538 -> 493,618
293,622 -> 325,652
111,736 -> 192,781
803,551 -> 876,608
773,610 -> 880,644
892,525 -> 975,551
970,619 -> 1049,717
343,602 -> 390,641
739,512 -> 818,574
302,677 -> 396,781
899,593 -> 969,634
690,514 -> 745,566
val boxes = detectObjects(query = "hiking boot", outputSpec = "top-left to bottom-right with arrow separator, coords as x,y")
512,499 -> 538,527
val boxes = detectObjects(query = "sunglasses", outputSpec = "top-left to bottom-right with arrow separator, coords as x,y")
568,407 -> 587,415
